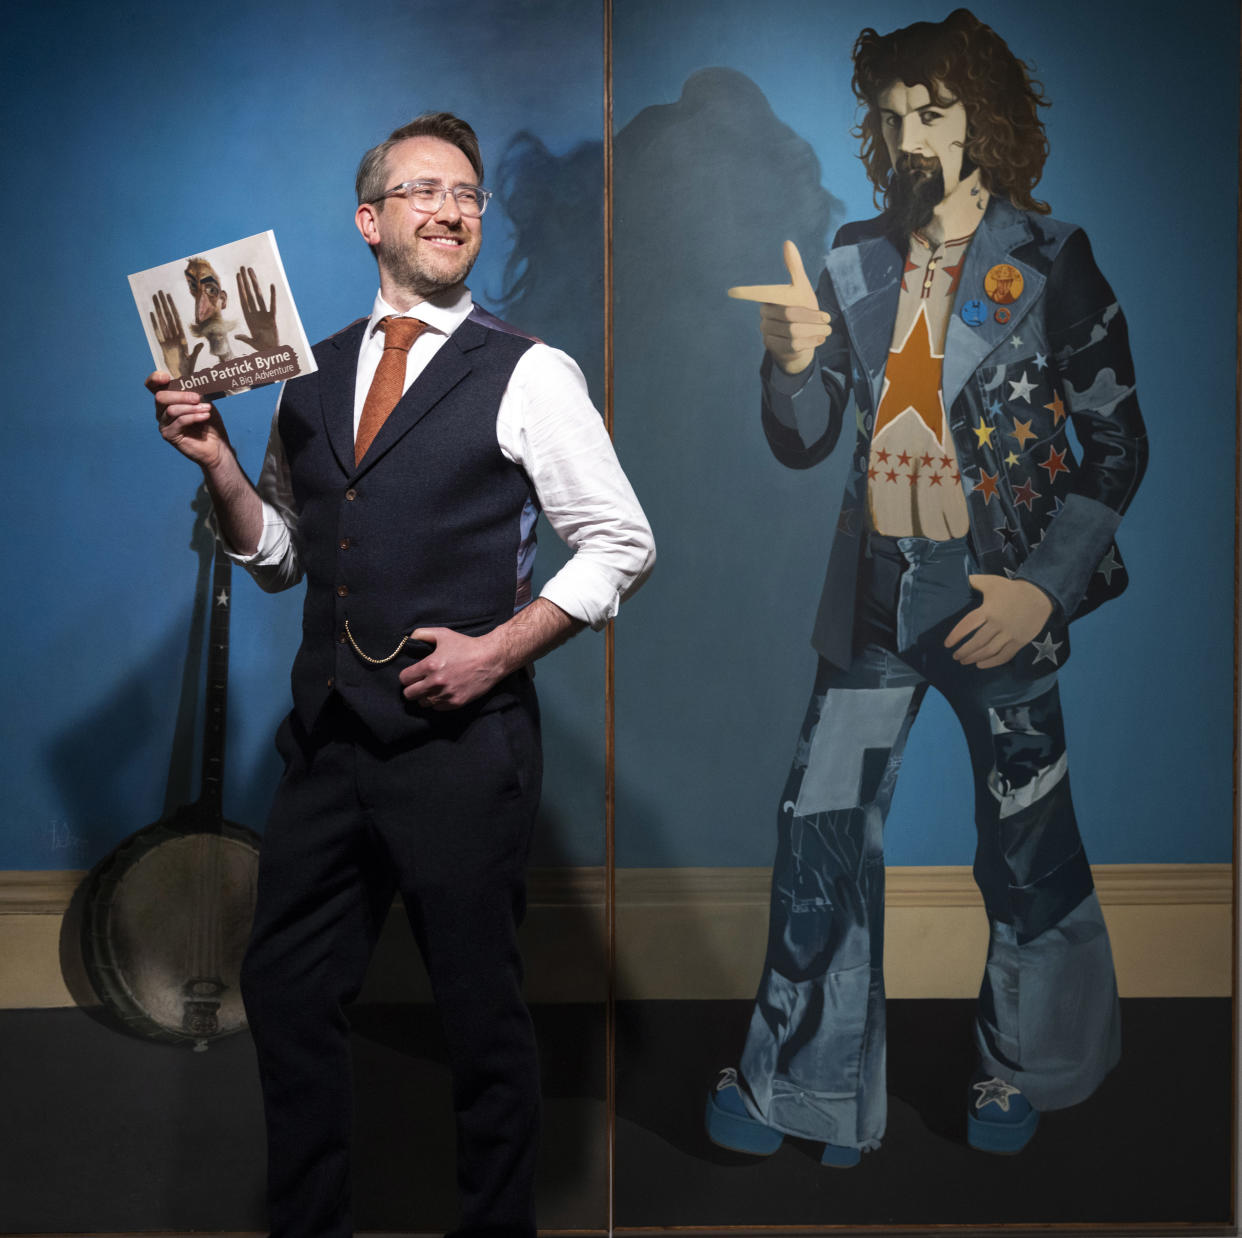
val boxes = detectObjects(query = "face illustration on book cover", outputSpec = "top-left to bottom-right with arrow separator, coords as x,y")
130,229 -> 316,398
149,259 -> 281,381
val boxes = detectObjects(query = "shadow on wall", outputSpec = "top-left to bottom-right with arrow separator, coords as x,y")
499,66 -> 846,1001
610,69 -> 843,977
495,133 -> 607,404
53,488 -> 280,1026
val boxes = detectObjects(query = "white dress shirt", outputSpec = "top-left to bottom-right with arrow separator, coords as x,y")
228,286 -> 654,629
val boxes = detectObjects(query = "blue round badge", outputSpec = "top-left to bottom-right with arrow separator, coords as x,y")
961,299 -> 987,327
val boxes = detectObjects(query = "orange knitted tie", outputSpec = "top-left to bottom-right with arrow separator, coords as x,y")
355,316 -> 427,464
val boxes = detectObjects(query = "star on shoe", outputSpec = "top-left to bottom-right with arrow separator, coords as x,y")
972,1077 -> 1022,1112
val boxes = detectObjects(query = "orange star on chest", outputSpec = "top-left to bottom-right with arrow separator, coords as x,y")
873,305 -> 946,446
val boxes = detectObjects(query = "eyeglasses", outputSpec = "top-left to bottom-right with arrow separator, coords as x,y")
375,180 -> 492,217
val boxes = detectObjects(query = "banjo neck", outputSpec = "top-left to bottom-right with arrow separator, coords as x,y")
200,543 -> 231,824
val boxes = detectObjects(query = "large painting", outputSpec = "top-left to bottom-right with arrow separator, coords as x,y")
612,0 -> 1236,1230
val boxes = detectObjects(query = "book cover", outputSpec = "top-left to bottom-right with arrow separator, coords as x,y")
129,230 -> 317,397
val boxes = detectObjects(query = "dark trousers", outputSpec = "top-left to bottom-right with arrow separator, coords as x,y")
241,688 -> 543,1238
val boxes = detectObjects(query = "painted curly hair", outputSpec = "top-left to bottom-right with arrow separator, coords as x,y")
852,9 -> 1051,214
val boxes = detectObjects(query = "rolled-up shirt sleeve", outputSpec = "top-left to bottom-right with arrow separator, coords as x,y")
498,344 -> 655,629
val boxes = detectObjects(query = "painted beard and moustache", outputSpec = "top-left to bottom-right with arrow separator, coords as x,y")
884,151 -> 947,236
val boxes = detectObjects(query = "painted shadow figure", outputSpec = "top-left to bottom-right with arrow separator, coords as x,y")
713,8 -> 1146,1164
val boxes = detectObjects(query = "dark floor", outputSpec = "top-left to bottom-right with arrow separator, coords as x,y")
614,998 -> 1235,1231
0,1003 -> 607,1234
0,999 -> 1233,1235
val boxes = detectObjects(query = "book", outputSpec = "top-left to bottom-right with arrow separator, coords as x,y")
129,230 -> 317,397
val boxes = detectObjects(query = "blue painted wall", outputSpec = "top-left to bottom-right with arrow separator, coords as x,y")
2,0 -> 1235,874
612,0 -> 1238,866
1,0 -> 607,869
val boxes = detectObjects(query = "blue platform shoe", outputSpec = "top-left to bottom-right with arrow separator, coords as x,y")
706,1069 -> 861,1167
705,1069 -> 784,1155
966,1073 -> 1040,1154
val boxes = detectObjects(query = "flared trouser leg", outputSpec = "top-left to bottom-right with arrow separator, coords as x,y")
739,534 -> 1119,1147
949,677 -> 1120,1111
740,654 -> 925,1150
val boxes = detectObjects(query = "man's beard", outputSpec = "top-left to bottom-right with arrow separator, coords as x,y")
884,153 -> 945,236
377,232 -> 477,300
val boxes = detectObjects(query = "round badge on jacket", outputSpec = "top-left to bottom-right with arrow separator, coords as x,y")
960,299 -> 987,327
984,264 -> 1024,304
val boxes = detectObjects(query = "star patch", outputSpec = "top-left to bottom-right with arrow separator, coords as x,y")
972,1077 -> 1022,1112
873,305 -> 947,445
1008,371 -> 1036,403
976,469 -> 1000,504
1009,417 -> 1037,448
1039,445 -> 1070,481
942,251 -> 967,295
1031,632 -> 1063,666
1012,479 -> 1040,510
1097,547 -> 1122,584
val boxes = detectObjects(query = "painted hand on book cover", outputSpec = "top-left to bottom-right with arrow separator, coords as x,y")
149,289 -> 204,379
728,240 -> 831,376
235,265 -> 281,352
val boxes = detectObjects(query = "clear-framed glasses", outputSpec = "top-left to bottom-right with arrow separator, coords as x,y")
376,180 -> 492,217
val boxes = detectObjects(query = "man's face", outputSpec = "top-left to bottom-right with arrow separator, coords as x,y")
875,81 -> 969,232
185,258 -> 227,324
358,135 -> 483,300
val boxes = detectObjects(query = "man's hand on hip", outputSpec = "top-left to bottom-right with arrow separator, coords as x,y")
400,628 -> 507,710
401,598 -> 584,710
945,575 -> 1053,669
728,240 -> 832,375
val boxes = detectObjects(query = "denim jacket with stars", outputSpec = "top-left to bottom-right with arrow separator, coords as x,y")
762,196 -> 1148,674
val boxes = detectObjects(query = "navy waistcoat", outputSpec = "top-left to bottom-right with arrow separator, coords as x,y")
278,308 -> 537,743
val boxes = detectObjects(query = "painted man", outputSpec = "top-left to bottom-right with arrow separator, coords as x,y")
150,112 -> 654,1238
710,9 -> 1146,1163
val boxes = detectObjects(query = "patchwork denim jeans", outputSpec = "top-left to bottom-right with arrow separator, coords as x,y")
738,534 -> 1120,1149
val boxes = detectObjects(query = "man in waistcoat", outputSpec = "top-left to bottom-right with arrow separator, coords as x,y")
149,111 -> 654,1238
710,10 -> 1145,1164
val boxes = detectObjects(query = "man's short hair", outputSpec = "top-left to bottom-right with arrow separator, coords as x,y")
852,8 -> 1051,214
355,112 -> 485,205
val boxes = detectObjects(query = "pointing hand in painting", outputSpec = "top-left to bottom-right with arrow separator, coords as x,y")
728,240 -> 831,376
945,575 -> 1053,668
